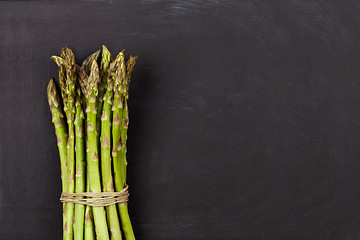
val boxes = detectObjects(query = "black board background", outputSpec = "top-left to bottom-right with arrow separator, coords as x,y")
2,1 -> 360,239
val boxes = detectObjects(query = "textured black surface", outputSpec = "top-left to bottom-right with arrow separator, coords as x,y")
2,0 -> 360,239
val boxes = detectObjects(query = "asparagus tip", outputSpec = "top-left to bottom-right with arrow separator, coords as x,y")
47,78 -> 56,98
51,55 -> 65,66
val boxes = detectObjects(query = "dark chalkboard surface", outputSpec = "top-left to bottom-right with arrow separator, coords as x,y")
1,0 -> 360,239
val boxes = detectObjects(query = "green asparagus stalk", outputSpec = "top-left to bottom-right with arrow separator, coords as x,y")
50,54 -> 67,190
85,167 -> 96,240
57,52 -> 71,234
99,47 -> 123,240
78,59 -> 110,240
112,51 -> 136,240
112,51 -> 125,198
119,55 -> 137,240
120,55 -> 138,181
81,56 -> 97,240
77,64 -> 96,240
47,79 -> 68,192
47,79 -> 69,239
61,48 -> 77,240
74,92 -> 86,240
51,48 -> 77,240
101,75 -> 122,240
51,54 -> 69,236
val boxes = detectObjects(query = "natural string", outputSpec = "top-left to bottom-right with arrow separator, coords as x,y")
60,185 -> 129,207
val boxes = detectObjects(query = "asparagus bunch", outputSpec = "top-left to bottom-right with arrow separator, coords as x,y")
47,46 -> 137,240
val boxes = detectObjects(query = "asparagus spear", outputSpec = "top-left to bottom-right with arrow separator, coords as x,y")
47,79 -> 69,239
74,92 -> 86,240
50,54 -> 67,190
119,55 -> 137,240
78,59 -> 110,240
61,48 -> 77,240
80,56 -> 97,240
51,48 -> 77,240
112,51 -> 136,240
120,55 -> 138,182
57,53 -> 71,233
46,79 -> 68,193
101,65 -> 122,240
112,50 -> 125,189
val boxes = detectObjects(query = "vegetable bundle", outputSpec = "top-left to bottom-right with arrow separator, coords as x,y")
47,46 -> 137,240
